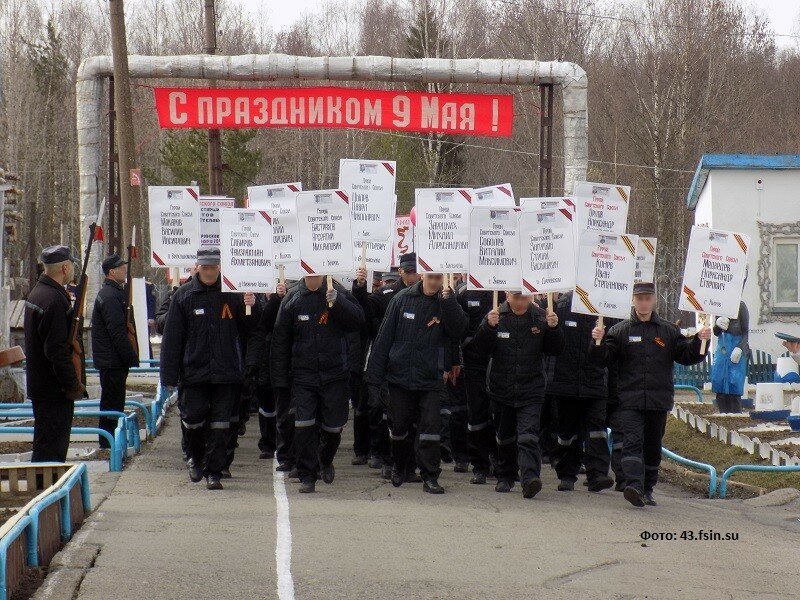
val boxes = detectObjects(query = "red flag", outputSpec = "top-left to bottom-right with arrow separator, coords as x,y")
94,225 -> 104,242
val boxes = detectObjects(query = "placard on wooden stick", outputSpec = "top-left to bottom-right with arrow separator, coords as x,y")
219,208 -> 276,294
466,207 -> 521,291
296,189 -> 354,276
415,187 -> 472,273
679,226 -> 750,319
572,182 -> 630,234
634,237 -> 658,283
519,208 -> 576,294
247,183 -> 303,280
339,159 -> 397,272
571,230 -> 639,320
200,196 -> 235,248
148,186 -> 201,267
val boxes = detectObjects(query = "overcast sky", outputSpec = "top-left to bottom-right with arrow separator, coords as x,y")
235,0 -> 800,47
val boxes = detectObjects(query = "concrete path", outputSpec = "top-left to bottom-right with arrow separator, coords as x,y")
37,409 -> 800,600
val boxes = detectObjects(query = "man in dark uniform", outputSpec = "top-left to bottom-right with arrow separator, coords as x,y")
455,280 -> 505,484
474,292 -> 563,498
160,248 -> 259,490
24,245 -> 85,462
245,283 -> 287,459
352,254 -> 420,478
590,282 -> 710,507
271,276 -> 365,493
91,254 -> 139,448
366,273 -> 468,494
548,290 -> 615,493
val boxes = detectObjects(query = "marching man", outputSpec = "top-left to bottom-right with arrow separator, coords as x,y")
474,292 -> 564,498
590,282 -> 711,507
366,273 -> 468,494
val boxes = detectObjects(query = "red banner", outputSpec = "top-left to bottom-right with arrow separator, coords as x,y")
153,86 -> 513,137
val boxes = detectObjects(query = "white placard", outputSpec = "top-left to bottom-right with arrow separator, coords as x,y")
392,213 -> 415,267
148,186 -> 201,267
132,277 -> 152,366
339,159 -> 397,271
296,190 -> 355,275
473,184 -> 516,207
519,196 -> 576,213
247,182 -> 303,280
219,208 -> 276,293
467,207 -> 521,291
415,187 -> 473,273
572,230 -> 639,319
634,237 -> 658,284
572,181 -> 630,234
679,226 -> 750,318
519,208 -> 576,294
199,196 -> 235,248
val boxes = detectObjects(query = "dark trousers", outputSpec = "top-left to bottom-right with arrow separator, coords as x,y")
180,383 -> 240,477
540,394 -> 559,461
551,394 -> 611,483
367,383 -> 391,465
441,375 -> 469,464
716,393 -> 742,413
606,402 -> 625,485
619,409 -> 667,494
464,368 -> 494,475
178,385 -> 189,459
351,373 -> 371,458
224,391 -> 245,469
31,400 -> 74,463
256,383 -> 277,455
492,399 -> 543,485
98,368 -> 129,449
388,385 -> 441,480
293,379 -> 350,482
275,387 -> 295,466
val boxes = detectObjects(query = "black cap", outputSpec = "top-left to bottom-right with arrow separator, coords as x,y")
197,247 -> 221,265
40,245 -> 78,265
101,254 -> 128,275
398,252 -> 416,273
633,281 -> 656,295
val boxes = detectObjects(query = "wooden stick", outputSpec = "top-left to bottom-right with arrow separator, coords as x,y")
327,274 -> 334,307
245,302 -> 251,316
699,313 -> 709,354
595,315 -> 604,346
360,241 -> 367,269
171,267 -> 179,287
547,292 -> 554,312
278,264 -> 285,286
492,290 -> 498,310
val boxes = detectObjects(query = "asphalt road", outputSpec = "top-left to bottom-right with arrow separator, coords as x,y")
41,409 -> 800,600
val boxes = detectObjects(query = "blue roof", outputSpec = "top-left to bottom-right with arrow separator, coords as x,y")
686,154 -> 800,210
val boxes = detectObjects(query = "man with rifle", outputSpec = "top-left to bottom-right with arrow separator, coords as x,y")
90,252 -> 139,448
24,246 -> 86,462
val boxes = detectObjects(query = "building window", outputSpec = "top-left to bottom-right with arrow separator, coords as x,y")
774,239 -> 800,307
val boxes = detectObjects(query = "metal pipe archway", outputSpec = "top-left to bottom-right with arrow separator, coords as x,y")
76,53 -> 588,301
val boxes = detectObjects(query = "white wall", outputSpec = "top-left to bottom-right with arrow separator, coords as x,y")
697,168 -> 800,357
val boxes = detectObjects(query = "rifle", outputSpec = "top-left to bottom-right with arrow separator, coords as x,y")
69,198 -> 106,388
125,226 -> 140,362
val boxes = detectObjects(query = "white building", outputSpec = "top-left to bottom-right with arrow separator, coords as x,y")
687,154 -> 800,357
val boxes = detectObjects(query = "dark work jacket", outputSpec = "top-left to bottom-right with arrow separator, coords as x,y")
365,281 -> 468,391
245,293 -> 283,387
159,274 -> 261,387
270,281 -> 365,389
24,274 -> 82,402
589,309 -> 706,411
474,302 -> 564,405
352,278 -> 408,340
546,291 -> 616,400
90,279 -> 139,370
456,282 -> 505,371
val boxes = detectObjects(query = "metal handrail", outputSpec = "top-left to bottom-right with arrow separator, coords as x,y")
718,464 -> 800,498
674,384 -> 704,403
661,447 -> 718,498
0,427 -> 122,471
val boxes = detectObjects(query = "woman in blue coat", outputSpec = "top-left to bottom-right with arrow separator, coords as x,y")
711,301 -> 749,413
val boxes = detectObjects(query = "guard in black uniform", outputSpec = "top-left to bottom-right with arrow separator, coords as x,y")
24,246 -> 85,462
547,291 -> 615,493
590,282 -> 710,507
366,274 -> 468,494
91,254 -> 139,448
270,276 -> 365,493
160,248 -> 260,490
474,292 -> 563,498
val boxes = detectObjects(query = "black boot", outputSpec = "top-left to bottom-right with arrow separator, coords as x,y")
206,475 -> 223,490
643,492 -> 657,506
423,478 -> 444,494
558,479 -> 575,492
299,480 -> 316,493
495,480 -> 513,493
390,465 -> 404,488
321,463 -> 335,484
522,477 -> 542,499
624,486 -> 645,507
470,472 -> 487,485
188,463 -> 203,483
587,475 -> 614,493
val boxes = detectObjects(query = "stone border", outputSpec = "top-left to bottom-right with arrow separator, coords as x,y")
672,404 -> 800,467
